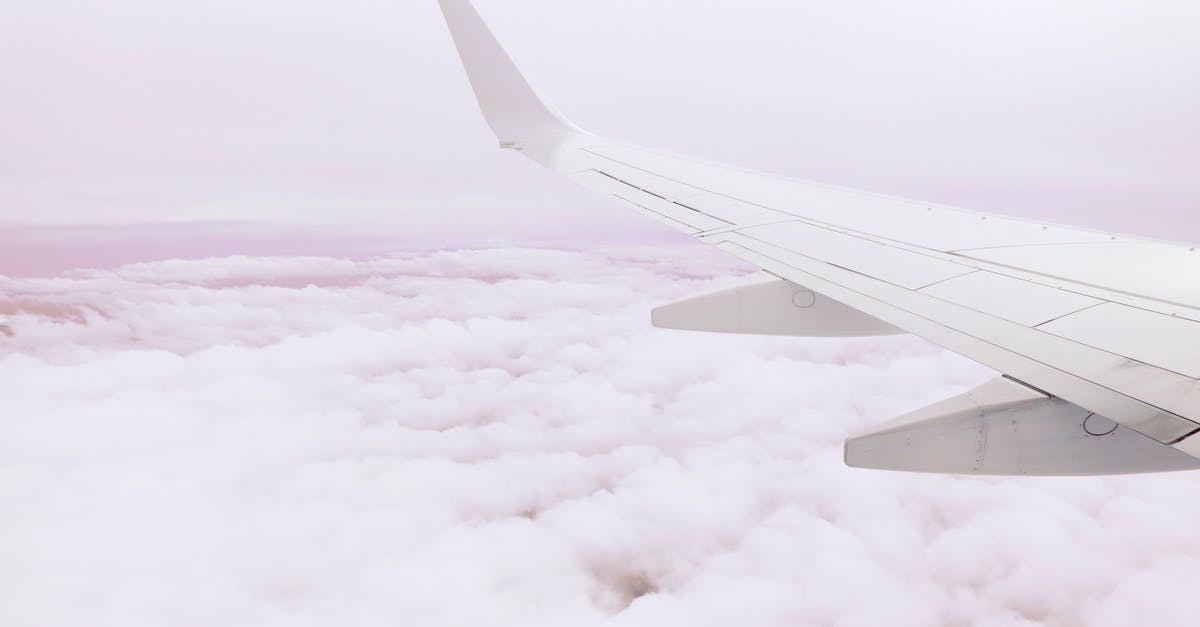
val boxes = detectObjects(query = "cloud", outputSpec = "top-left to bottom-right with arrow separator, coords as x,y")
2,245 -> 1200,627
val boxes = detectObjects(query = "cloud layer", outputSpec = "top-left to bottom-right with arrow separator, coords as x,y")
3,245 -> 1200,627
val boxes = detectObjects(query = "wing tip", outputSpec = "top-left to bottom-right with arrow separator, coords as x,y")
438,0 -> 585,149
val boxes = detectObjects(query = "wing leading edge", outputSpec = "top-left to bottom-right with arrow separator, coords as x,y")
437,0 -> 1200,475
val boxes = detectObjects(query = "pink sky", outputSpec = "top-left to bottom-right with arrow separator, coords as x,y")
2,1 -> 1197,279
1,0 -> 1198,245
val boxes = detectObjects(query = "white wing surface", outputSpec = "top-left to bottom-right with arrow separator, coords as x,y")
438,0 -> 1200,475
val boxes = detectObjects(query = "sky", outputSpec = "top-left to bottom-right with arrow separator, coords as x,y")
4,1 -> 1200,626
1,0 -> 1198,241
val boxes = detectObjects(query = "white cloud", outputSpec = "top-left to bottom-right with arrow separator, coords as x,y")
2,245 -> 1199,627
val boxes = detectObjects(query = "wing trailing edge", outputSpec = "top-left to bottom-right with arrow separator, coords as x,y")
846,377 -> 1200,475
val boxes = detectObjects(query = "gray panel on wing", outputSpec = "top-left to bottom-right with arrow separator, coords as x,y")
1038,303 -> 1200,379
920,271 -> 1103,327
960,241 -> 1200,311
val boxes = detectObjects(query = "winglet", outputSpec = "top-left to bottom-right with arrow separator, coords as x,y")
438,0 -> 585,150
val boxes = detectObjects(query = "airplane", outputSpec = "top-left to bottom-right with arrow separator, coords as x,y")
437,0 -> 1200,476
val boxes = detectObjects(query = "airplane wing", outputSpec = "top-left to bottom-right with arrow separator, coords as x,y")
437,0 -> 1200,475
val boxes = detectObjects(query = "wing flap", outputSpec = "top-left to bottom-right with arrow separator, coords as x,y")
919,271 -> 1103,327
652,273 -> 902,337
845,377 -> 1200,475
1038,303 -> 1200,379
959,241 -> 1200,311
